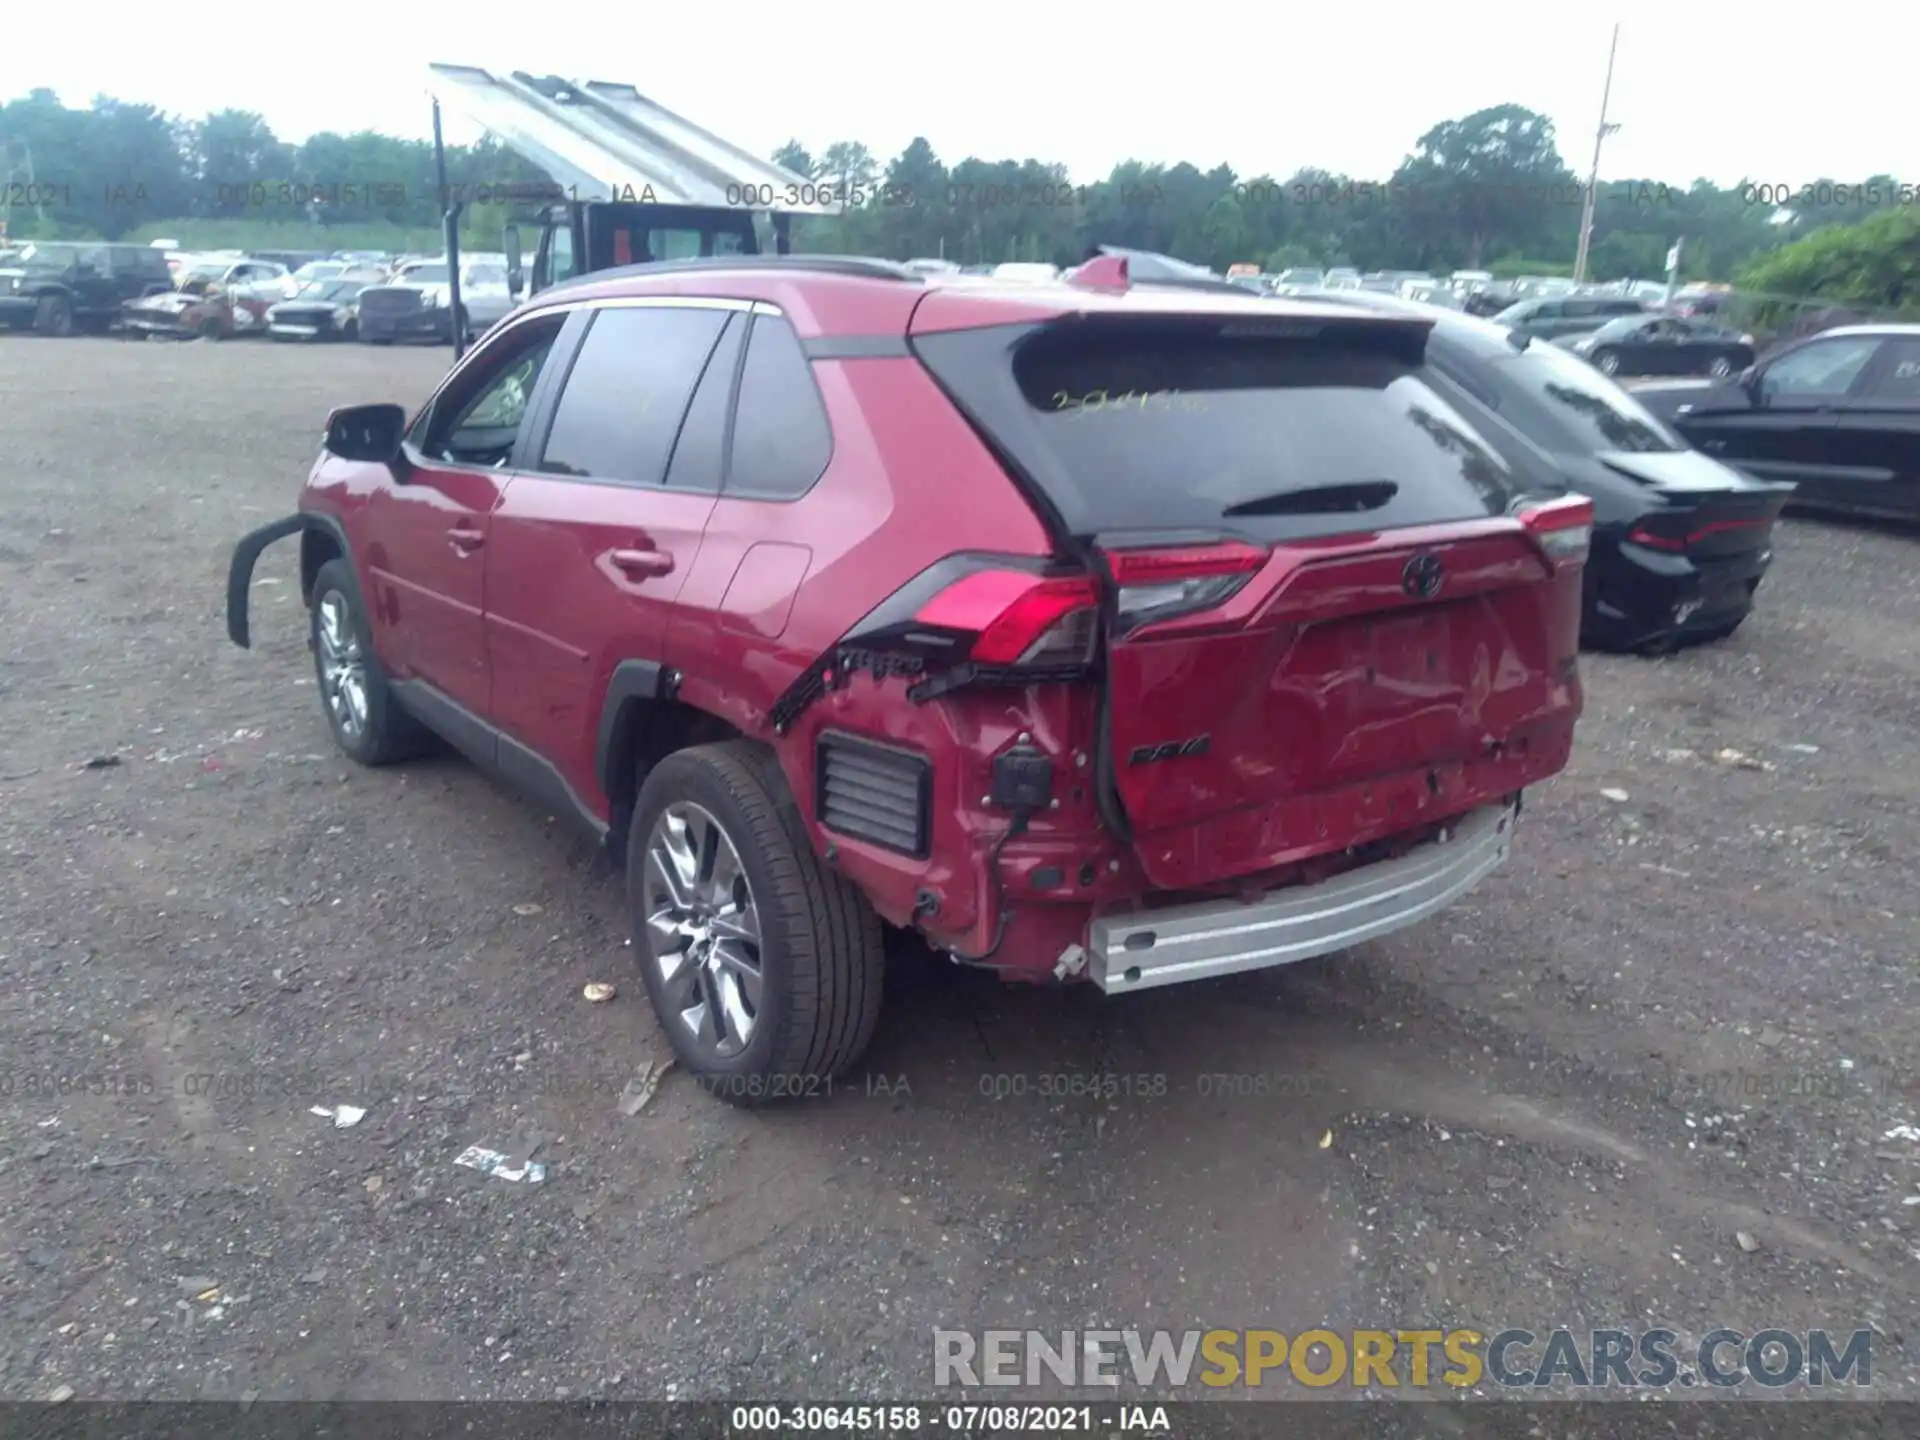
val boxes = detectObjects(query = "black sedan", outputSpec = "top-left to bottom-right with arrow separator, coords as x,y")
265,277 -> 379,342
1564,314 -> 1757,380
1633,324 -> 1920,521
1308,290 -> 1793,652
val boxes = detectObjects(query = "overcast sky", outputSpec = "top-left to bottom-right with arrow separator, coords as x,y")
3,4 -> 1911,188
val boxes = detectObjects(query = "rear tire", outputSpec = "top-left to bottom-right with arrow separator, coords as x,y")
627,740 -> 885,1105
1592,348 -> 1621,376
33,294 -> 74,337
308,559 -> 433,766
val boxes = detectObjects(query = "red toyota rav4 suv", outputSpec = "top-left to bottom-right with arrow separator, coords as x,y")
227,254 -> 1590,1102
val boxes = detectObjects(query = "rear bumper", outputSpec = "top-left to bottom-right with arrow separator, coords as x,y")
1582,533 -> 1772,650
1086,801 -> 1515,993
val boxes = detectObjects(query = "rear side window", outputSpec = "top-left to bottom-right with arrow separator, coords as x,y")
915,316 -> 1542,542
726,315 -> 833,499
1865,338 -> 1920,403
538,306 -> 729,484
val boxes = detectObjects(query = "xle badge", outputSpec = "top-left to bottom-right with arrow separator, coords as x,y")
1128,735 -> 1211,766
1402,552 -> 1444,599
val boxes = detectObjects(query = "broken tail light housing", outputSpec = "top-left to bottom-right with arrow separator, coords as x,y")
1514,494 -> 1594,568
1102,540 -> 1270,635
912,570 -> 1099,665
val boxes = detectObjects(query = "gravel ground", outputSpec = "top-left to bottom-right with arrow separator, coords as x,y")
1,336 -> 1917,1405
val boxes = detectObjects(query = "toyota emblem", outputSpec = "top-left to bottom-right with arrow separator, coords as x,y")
1402,552 -> 1444,599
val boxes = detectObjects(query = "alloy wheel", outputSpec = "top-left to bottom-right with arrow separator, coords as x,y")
1595,352 -> 1619,376
642,802 -> 764,1059
315,591 -> 369,741
1708,356 -> 1734,378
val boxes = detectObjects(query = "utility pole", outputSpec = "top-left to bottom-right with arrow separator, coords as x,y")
1572,22 -> 1621,285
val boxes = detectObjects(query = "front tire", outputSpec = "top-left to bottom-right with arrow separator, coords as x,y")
627,741 -> 884,1104
1592,348 -> 1621,376
1707,355 -> 1736,378
34,294 -> 74,337
308,559 -> 432,765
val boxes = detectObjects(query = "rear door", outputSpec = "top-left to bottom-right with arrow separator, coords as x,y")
484,299 -> 741,804
1824,336 -> 1920,518
913,309 -> 1584,888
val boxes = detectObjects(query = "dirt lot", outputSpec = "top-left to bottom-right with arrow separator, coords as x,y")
2,336 -> 1917,1406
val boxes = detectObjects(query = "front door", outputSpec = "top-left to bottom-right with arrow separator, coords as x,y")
363,311 -> 568,715
485,300 -> 745,805
1680,333 -> 1882,494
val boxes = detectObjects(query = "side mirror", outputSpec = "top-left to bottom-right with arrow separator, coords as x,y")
504,225 -> 523,299
324,403 -> 408,465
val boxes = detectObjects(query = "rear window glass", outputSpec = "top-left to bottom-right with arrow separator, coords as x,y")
915,317 -> 1542,542
1433,335 -> 1683,455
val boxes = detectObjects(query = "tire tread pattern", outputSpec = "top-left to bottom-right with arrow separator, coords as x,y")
309,559 -> 433,766
636,740 -> 884,1096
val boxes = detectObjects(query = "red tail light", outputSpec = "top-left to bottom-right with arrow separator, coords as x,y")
1626,524 -> 1685,552
1630,517 -> 1767,552
1515,495 -> 1594,568
1104,540 -> 1270,634
914,571 -> 1099,665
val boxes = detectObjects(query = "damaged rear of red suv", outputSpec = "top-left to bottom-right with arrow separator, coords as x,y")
806,264 -> 1588,996
228,254 -> 1587,1102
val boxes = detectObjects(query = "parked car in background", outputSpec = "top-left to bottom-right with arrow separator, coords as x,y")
267,277 -> 383,342
0,242 -> 174,335
267,260 -> 354,300
1495,294 -> 1649,343
1567,314 -> 1757,379
1273,267 -> 1324,292
1633,324 -> 1920,521
355,256 -> 517,345
124,258 -> 290,340
1311,290 -> 1791,651
226,254 -> 1590,1097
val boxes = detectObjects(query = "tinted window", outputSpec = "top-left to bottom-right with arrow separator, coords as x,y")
725,315 -> 833,499
663,315 -> 745,492
1435,334 -> 1682,455
1864,339 -> 1920,403
916,315 -> 1539,544
539,306 -> 729,484
1561,299 -> 1598,319
1759,336 -> 1882,402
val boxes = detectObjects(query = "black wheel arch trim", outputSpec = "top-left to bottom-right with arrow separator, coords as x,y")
594,658 -> 671,800
225,510 -> 354,649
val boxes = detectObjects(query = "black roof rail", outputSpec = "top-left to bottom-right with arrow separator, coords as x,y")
541,254 -> 923,296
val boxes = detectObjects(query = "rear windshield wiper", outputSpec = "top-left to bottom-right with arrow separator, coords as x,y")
1221,481 -> 1400,517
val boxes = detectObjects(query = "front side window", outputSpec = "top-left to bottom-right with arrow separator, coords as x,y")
413,313 -> 567,468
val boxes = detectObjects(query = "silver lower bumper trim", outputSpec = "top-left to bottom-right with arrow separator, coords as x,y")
1087,802 -> 1516,993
